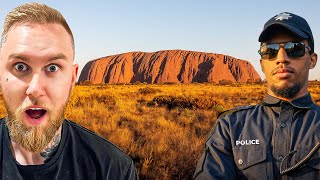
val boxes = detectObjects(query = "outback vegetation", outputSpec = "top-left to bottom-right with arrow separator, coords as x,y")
0,82 -> 319,179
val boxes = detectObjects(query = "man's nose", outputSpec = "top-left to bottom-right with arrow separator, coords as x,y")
275,47 -> 290,64
26,74 -> 45,98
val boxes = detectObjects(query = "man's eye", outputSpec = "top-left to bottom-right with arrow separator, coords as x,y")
14,63 -> 28,71
47,65 -> 59,72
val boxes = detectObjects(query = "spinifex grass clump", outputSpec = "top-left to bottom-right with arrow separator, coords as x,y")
147,94 -> 224,111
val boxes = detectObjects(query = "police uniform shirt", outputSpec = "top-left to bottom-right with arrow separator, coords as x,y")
0,119 -> 138,180
194,93 -> 320,180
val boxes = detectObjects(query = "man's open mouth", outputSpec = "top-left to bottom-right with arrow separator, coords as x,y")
25,108 -> 47,119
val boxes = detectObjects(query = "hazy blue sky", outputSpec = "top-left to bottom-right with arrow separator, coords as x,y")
1,1 -> 319,80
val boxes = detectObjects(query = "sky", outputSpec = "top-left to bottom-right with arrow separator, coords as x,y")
0,1 -> 319,80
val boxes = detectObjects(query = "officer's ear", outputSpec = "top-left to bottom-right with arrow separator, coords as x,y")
309,53 -> 317,69
260,59 -> 265,73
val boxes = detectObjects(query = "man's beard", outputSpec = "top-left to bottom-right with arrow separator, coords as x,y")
270,82 -> 303,99
4,94 -> 70,152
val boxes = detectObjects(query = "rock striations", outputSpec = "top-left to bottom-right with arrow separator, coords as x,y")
79,50 -> 261,84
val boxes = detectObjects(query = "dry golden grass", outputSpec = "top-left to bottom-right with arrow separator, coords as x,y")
0,82 -> 319,179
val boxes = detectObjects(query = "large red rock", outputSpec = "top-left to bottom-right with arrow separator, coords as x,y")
79,50 -> 261,84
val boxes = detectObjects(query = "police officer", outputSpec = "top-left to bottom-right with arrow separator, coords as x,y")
193,12 -> 319,179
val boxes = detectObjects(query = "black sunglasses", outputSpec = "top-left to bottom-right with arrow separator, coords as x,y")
258,41 -> 311,60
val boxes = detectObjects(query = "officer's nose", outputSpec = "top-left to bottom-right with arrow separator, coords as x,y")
26,74 -> 46,98
275,46 -> 290,65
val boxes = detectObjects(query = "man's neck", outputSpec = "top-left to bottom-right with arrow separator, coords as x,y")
10,126 -> 62,165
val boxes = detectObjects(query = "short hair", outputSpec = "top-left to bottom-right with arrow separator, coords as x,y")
1,2 -> 74,50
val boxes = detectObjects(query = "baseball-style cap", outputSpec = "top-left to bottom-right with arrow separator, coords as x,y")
258,12 -> 314,52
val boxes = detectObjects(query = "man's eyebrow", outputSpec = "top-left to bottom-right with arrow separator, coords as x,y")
8,54 -> 30,62
8,53 -> 68,62
49,53 -> 68,62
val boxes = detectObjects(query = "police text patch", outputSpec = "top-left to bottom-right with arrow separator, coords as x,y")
236,139 -> 260,146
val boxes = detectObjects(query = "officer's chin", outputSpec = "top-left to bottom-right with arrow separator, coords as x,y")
271,83 -> 302,99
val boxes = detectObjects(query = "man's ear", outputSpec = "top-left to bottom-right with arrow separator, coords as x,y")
309,53 -> 318,69
71,64 -> 79,86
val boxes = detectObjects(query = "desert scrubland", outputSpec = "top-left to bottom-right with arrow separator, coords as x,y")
0,82 -> 319,179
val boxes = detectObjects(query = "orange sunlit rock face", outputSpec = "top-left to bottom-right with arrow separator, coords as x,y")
79,50 -> 261,84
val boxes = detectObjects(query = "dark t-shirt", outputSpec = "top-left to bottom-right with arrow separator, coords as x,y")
0,119 -> 138,180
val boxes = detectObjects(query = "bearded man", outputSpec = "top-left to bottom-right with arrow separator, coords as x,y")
0,3 -> 137,179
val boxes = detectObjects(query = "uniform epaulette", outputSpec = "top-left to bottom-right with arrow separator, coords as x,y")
217,105 -> 255,119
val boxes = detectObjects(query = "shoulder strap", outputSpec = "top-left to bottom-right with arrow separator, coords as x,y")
217,105 -> 254,119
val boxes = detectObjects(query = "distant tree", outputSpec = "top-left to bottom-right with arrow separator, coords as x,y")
246,78 -> 254,84
218,79 -> 233,85
133,81 -> 143,85
80,80 -> 93,86
255,78 -> 262,83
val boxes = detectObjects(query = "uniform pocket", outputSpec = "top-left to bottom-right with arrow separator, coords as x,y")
233,145 -> 267,170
